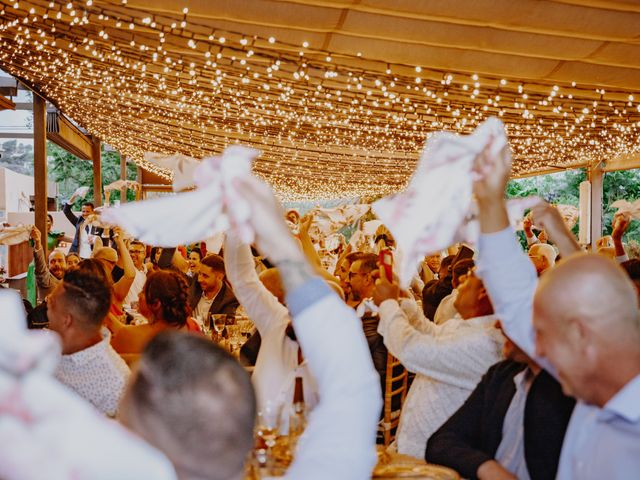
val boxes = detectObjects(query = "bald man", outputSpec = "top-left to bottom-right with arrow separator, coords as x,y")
528,243 -> 556,275
473,144 -> 640,479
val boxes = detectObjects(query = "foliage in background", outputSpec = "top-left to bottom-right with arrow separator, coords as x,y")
48,142 -> 138,207
507,168 -> 640,248
0,139 -> 34,176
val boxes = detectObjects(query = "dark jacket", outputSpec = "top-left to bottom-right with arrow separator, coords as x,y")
426,360 -> 576,480
62,203 -> 104,254
188,279 -> 239,320
421,274 -> 453,321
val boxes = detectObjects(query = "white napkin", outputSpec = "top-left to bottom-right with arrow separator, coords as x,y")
0,224 -> 32,246
0,289 -> 176,480
309,204 -> 371,237
611,199 -> 640,220
103,179 -> 140,192
373,117 -> 538,287
72,186 -> 90,199
103,146 -> 260,247
145,152 -> 200,192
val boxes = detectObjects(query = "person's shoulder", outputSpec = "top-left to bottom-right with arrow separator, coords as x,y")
484,359 -> 525,383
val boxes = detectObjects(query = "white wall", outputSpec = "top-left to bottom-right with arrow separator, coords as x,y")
0,167 -> 58,212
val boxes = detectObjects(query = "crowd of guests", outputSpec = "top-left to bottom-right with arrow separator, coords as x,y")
6,144 -> 640,480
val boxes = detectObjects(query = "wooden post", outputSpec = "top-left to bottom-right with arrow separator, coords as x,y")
136,166 -> 143,200
119,153 -> 128,203
589,163 -> 603,252
92,136 -> 102,207
33,94 -> 48,258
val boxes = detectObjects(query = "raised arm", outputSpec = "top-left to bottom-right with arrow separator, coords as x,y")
474,144 -> 555,374
235,175 -> 381,480
612,213 -> 630,262
298,214 -> 342,284
62,195 -> 80,226
112,228 -> 136,304
31,227 -> 54,290
223,233 -> 288,335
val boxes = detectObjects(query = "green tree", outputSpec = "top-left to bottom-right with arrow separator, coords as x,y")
47,142 -> 138,208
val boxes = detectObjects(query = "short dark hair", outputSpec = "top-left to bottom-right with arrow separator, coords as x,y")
200,254 -> 225,273
47,213 -> 53,222
82,202 -> 95,209
144,270 -> 191,327
75,258 -> 113,286
130,240 -> 145,249
59,269 -> 112,332
189,247 -> 202,260
345,251 -> 368,264
352,253 -> 379,274
621,259 -> 640,282
441,255 -> 455,271
122,332 -> 256,480
452,258 -> 475,286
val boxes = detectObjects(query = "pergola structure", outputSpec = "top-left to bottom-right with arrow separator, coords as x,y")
1,0 -> 639,246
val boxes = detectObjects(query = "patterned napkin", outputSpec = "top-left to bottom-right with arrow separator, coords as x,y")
373,117 -> 538,287
102,146 -> 260,247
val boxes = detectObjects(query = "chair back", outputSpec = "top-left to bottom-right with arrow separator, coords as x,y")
379,352 -> 408,446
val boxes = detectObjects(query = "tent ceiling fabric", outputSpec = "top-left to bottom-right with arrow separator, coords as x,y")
0,0 -> 639,199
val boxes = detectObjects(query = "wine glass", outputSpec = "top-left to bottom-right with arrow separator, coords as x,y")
199,315 -> 212,338
211,314 -> 227,339
256,401 -> 283,449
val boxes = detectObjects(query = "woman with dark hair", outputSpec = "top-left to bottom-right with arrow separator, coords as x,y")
110,270 -> 200,354
145,246 -> 163,273
187,247 -> 202,277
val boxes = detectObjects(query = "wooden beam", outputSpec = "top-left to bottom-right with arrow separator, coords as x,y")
92,137 -> 102,207
0,77 -> 18,97
120,153 -> 128,203
0,94 -> 15,110
47,111 -> 92,160
589,163 -> 603,251
33,94 -> 48,259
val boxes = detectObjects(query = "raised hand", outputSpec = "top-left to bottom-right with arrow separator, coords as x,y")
372,271 -> 399,306
530,201 -> 580,256
612,213 -> 630,240
30,226 -> 42,250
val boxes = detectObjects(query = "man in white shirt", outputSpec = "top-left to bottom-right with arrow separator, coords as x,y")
123,240 -> 147,307
119,174 -> 381,480
374,271 -> 504,458
224,233 -> 319,423
473,143 -> 640,479
47,268 -> 130,417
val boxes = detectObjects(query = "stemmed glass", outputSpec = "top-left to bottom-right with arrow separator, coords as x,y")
256,401 -> 283,450
211,314 -> 227,340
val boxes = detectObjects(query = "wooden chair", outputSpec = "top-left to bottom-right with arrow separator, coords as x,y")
378,352 -> 409,447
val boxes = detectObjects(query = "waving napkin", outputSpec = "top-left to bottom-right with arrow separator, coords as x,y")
611,199 -> 640,220
102,146 -> 259,247
104,179 -> 140,192
309,204 -> 371,237
0,289 -> 176,480
373,117 -> 539,287
145,152 -> 200,192
0,224 -> 32,246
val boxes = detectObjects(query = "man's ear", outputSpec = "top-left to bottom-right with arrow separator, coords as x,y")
63,312 -> 74,330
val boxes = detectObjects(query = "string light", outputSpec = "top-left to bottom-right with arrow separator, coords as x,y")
0,1 -> 638,200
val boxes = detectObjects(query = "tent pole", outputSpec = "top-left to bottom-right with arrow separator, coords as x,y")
589,163 -> 603,252
33,94 -> 48,259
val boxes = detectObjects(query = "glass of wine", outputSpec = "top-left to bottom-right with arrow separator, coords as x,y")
211,314 -> 227,339
256,401 -> 283,449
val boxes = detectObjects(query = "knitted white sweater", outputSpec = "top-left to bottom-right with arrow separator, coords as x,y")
378,298 -> 504,459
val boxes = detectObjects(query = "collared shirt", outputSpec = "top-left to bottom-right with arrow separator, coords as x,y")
477,227 -> 640,479
194,291 -> 217,321
78,220 -> 92,259
495,369 -> 534,480
123,265 -> 147,308
54,328 -> 130,417
378,298 -> 504,458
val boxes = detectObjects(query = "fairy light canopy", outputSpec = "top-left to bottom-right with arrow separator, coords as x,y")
0,0 -> 639,200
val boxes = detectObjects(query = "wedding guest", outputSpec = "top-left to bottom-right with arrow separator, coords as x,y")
30,226 -> 66,301
426,336 -> 575,480
421,255 -> 455,320
374,272 -> 504,458
187,247 -> 202,277
120,174 -> 380,480
110,270 -> 199,354
224,233 -> 319,421
474,144 -> 640,479
189,254 -> 239,323
66,252 -> 81,269
433,258 -> 475,325
123,240 -> 148,307
47,268 -> 130,416
528,243 -> 556,275
63,191 -> 102,258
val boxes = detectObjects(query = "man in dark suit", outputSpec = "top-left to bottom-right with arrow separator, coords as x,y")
426,336 -> 575,480
190,253 -> 239,326
62,192 -> 103,258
